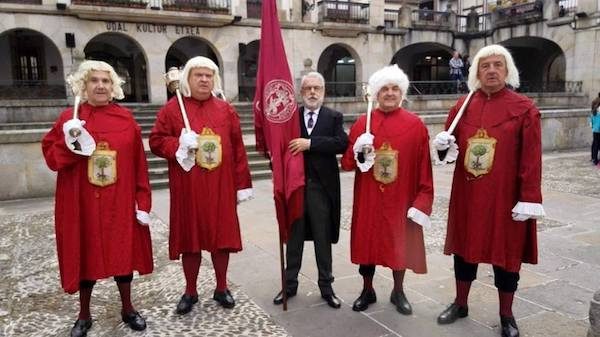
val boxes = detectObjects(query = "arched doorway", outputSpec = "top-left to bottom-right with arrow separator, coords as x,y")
391,42 -> 455,94
165,37 -> 220,99
317,44 -> 357,97
237,40 -> 259,102
84,33 -> 148,102
0,28 -> 65,100
500,37 -> 566,92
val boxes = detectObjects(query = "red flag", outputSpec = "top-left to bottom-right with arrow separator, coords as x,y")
253,0 -> 304,242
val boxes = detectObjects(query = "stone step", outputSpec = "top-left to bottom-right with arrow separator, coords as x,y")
150,169 -> 272,189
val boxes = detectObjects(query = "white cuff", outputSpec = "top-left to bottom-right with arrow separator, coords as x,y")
136,210 -> 151,226
407,207 -> 431,229
511,202 -> 546,220
237,188 -> 254,203
353,132 -> 376,172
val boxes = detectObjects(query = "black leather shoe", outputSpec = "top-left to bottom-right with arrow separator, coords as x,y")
390,290 -> 412,315
437,303 -> 468,324
70,319 -> 92,337
352,289 -> 377,311
121,311 -> 146,331
273,289 -> 297,305
322,294 -> 341,309
175,294 -> 199,315
501,316 -> 520,337
213,289 -> 235,309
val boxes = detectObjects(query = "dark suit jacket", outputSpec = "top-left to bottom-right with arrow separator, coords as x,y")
299,105 -> 348,244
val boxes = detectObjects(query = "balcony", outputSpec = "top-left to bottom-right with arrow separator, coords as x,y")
411,9 -> 454,30
318,0 -> 369,24
491,1 -> 543,28
0,0 -> 41,4
246,0 -> 261,18
72,0 -> 148,7
161,0 -> 229,13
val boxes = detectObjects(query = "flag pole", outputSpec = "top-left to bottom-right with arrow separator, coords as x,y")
279,236 -> 287,310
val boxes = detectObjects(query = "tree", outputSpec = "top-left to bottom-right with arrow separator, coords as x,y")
379,156 -> 393,178
202,142 -> 217,163
470,144 -> 487,169
95,156 -> 111,182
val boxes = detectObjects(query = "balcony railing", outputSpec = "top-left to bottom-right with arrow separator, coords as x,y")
411,9 -> 454,30
0,80 -> 66,100
318,0 -> 370,24
0,0 -> 41,4
71,0 -> 148,7
456,13 -> 492,33
247,0 -> 261,18
161,0 -> 230,13
492,1 -> 543,27
384,8 -> 398,28
558,0 -> 577,16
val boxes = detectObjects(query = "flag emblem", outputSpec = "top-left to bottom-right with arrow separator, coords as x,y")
263,79 -> 296,123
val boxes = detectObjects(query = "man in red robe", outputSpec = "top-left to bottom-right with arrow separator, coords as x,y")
42,60 -> 153,337
433,45 -> 545,337
149,56 -> 252,315
341,65 -> 434,315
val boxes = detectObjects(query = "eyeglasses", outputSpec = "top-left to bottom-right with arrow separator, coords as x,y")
302,85 -> 323,92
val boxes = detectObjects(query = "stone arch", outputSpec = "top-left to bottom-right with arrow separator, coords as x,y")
499,37 -> 566,92
317,43 -> 361,97
0,28 -> 66,100
84,32 -> 149,102
165,37 -> 222,98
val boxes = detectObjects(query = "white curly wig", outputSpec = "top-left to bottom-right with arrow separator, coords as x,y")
368,64 -> 410,102
467,44 -> 520,91
179,56 -> 223,98
66,60 -> 125,101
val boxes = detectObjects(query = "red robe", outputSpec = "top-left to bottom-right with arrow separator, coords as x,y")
149,96 -> 252,259
42,103 -> 153,294
341,108 -> 433,273
443,88 -> 542,272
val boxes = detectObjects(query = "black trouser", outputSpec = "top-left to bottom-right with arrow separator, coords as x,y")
79,274 -> 133,288
454,255 -> 519,292
592,132 -> 600,164
285,180 -> 334,296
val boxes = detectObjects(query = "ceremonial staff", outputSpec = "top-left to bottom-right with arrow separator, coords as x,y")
165,67 -> 192,132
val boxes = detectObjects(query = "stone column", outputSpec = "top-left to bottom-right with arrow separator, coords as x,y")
590,290 -> 600,337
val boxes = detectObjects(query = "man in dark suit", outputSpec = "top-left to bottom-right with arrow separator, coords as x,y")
273,72 -> 348,308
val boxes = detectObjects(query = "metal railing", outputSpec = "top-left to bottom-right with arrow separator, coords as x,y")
317,0 -> 370,24
161,0 -> 229,13
518,81 -> 582,93
0,80 -> 66,100
411,9 -> 454,29
558,0 -> 577,16
491,1 -> 543,27
71,0 -> 148,7
247,0 -> 261,18
325,81 -> 362,97
456,13 -> 492,33
0,0 -> 41,4
384,9 -> 398,28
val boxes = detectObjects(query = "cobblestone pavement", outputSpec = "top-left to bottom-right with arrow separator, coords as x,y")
1,151 -> 598,337
0,211 -> 289,337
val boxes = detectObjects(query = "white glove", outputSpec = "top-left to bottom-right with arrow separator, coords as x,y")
433,131 -> 455,151
353,132 -> 376,172
433,131 -> 459,164
176,128 -> 198,172
136,210 -> 151,226
512,213 -> 531,221
62,119 -> 96,156
237,188 -> 254,204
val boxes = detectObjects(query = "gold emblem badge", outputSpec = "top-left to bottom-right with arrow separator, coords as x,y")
195,127 -> 222,170
464,128 -> 497,178
88,141 -> 117,187
373,142 -> 398,184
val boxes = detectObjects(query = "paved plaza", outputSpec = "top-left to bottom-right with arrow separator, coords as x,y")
1,150 -> 598,337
